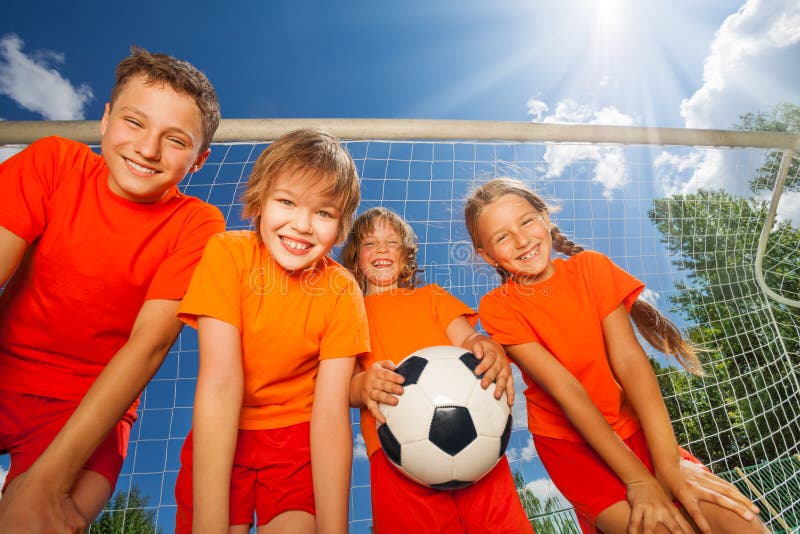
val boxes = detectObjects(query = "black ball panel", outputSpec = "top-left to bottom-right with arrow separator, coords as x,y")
395,356 -> 428,386
499,414 -> 512,458
378,423 -> 402,466
431,480 -> 472,490
429,406 -> 477,456
458,351 -> 485,380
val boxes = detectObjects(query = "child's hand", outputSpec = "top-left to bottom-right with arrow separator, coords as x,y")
625,476 -> 694,533
657,459 -> 760,533
469,335 -> 515,406
359,360 -> 405,424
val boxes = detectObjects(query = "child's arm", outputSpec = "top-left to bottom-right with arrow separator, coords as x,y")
603,305 -> 760,532
0,226 -> 26,286
350,359 -> 405,424
506,341 -> 695,533
192,316 -> 243,534
0,299 -> 184,532
446,316 -> 515,404
312,357 -> 356,534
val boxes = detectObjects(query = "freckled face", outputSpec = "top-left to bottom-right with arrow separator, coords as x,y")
476,194 -> 555,283
259,172 -> 342,272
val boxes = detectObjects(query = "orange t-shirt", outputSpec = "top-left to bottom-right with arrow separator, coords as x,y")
479,250 -> 644,442
178,231 -> 370,430
0,136 -> 225,404
359,284 -> 477,457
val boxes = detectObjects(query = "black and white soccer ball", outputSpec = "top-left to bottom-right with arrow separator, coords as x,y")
377,345 -> 512,490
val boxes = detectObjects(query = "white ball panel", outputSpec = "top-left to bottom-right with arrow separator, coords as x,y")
452,436 -> 502,482
402,440 -> 456,485
381,385 -> 434,444
417,359 -> 477,407
467,383 -> 510,436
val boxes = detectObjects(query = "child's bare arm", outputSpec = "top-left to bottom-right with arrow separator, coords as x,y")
349,360 -> 404,424
0,226 -> 26,286
446,316 -> 514,404
507,341 -> 695,533
192,316 -> 243,533
0,299 -> 183,533
312,357 -> 356,534
603,305 -> 760,532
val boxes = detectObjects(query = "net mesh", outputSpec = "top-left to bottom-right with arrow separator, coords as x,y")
5,136 -> 797,533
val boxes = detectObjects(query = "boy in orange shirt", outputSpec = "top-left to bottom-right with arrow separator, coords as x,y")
0,47 -> 224,531
174,129 -> 369,534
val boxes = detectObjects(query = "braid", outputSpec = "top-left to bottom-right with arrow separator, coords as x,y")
630,300 -> 705,375
550,226 -> 584,257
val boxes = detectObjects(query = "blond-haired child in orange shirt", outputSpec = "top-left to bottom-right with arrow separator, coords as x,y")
174,130 -> 369,534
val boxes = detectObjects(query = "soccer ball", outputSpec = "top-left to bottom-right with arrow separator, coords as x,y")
377,345 -> 512,490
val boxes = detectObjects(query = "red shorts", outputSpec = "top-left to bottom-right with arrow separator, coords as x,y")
534,429 -> 705,533
175,422 -> 315,533
370,450 -> 533,534
0,389 -> 135,492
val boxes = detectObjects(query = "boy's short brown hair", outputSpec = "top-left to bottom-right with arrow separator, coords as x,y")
111,46 -> 220,152
241,129 -> 360,242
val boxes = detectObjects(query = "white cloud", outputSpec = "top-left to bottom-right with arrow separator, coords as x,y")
639,288 -> 661,307
658,1 -> 800,204
506,435 -> 538,463
0,34 -> 93,120
0,465 -> 6,495
524,477 -> 570,509
0,145 -> 24,163
353,434 -> 368,461
528,98 -> 635,199
680,0 -> 800,130
755,189 -> 800,225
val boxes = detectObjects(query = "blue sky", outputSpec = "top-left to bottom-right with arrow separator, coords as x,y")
1,0 -> 800,531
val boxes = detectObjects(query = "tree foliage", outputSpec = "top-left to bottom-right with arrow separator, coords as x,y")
89,486 -> 160,534
512,469 -> 580,534
734,102 -> 799,192
647,103 -> 800,470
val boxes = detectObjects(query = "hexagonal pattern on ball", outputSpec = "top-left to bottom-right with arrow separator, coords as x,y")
380,384 -> 435,445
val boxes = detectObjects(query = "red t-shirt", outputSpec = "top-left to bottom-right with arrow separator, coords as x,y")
359,284 -> 477,457
0,136 -> 225,403
178,231 -> 371,430
479,250 -> 644,442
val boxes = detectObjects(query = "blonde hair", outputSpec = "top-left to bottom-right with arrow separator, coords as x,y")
340,207 -> 422,294
465,178 -> 703,375
240,129 -> 360,243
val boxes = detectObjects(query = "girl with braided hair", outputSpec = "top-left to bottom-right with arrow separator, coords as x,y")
464,178 -> 766,534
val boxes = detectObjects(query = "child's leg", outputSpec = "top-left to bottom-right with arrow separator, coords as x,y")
454,456 -> 534,534
257,511 -> 314,534
370,449 -> 465,534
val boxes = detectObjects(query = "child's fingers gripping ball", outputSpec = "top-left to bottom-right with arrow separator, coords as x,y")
376,345 -> 512,490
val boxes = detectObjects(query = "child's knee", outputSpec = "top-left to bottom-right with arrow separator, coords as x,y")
696,501 -> 769,534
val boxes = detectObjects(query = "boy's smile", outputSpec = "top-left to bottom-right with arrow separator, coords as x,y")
100,74 -> 209,204
259,171 -> 342,272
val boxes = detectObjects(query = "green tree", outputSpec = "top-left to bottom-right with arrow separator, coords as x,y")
512,469 -> 579,534
734,102 -> 799,192
649,188 -> 800,467
89,486 -> 160,534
